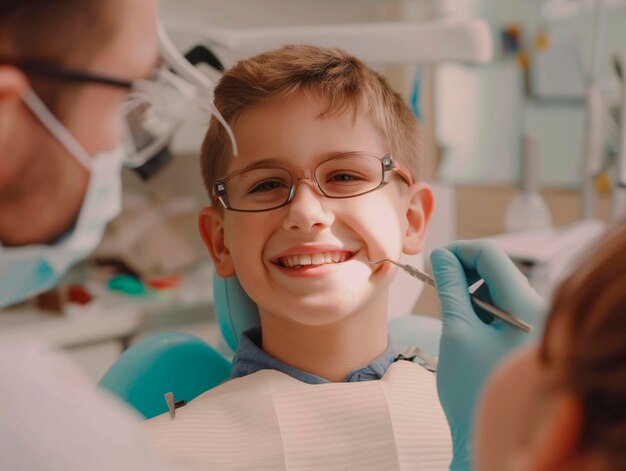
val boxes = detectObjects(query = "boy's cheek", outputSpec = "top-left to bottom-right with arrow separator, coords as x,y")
346,207 -> 405,259
223,220 -> 268,268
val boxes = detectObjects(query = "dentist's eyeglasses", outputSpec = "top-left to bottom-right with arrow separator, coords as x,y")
0,58 -> 136,89
1,58 -> 197,171
213,153 -> 413,212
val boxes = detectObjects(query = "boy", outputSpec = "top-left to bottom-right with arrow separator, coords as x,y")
144,45 -> 450,469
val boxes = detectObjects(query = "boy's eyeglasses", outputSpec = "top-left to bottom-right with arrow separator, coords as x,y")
213,153 -> 413,212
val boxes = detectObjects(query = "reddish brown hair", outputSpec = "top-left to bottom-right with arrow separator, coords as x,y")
540,220 -> 626,465
0,0 -> 117,115
0,0 -> 115,65
200,44 -> 421,199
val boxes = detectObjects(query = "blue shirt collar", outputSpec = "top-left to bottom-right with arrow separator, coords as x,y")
229,327 -> 399,384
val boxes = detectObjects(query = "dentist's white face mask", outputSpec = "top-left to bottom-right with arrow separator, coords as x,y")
0,90 -> 125,308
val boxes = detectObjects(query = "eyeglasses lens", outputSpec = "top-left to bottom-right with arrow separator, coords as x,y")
315,154 -> 383,197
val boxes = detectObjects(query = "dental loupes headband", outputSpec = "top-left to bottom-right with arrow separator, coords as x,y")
157,22 -> 239,157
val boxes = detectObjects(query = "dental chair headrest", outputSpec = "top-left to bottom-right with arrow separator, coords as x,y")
213,275 -> 259,351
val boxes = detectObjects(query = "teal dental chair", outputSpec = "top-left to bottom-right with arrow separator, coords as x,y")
100,270 -> 442,419
99,331 -> 232,419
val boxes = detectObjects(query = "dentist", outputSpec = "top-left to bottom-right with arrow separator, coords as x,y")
0,0 -> 161,305
0,1 -> 171,469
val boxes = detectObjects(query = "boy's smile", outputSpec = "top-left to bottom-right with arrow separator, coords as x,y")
201,92 -> 432,328
272,246 -> 354,273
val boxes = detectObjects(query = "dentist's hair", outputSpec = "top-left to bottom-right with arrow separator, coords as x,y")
540,220 -> 626,467
200,44 -> 421,198
0,0 -> 116,115
0,1 -> 114,64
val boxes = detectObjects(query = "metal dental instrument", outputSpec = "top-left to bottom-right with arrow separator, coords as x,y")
368,258 -> 533,333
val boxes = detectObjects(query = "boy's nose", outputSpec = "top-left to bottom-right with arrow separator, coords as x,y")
282,180 -> 334,232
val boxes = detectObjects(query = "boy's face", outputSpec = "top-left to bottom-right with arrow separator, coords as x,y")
200,93 -> 433,326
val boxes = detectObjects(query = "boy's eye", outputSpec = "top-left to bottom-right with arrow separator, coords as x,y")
249,179 -> 288,194
327,172 -> 367,183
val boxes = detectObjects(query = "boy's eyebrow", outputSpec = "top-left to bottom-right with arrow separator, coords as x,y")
239,151 -> 373,170
245,158 -> 285,167
223,157 -> 286,176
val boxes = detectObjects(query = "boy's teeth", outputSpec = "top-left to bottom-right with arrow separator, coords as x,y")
281,252 -> 348,268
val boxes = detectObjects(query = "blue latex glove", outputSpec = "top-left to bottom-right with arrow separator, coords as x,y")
430,240 -> 547,471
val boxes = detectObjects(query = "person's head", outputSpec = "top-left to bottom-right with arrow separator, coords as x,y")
0,0 -> 161,308
0,0 -> 159,245
199,45 -> 433,331
475,221 -> 626,471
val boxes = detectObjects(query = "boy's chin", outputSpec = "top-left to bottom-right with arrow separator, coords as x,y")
262,291 -> 381,326
271,309 -> 360,328
270,268 -> 380,303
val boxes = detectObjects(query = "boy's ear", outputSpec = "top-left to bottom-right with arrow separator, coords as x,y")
402,183 -> 434,255
198,207 -> 235,277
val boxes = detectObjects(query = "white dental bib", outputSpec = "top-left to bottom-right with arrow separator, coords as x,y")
143,360 -> 451,470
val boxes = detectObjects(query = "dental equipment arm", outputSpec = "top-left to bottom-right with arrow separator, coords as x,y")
430,240 -> 546,471
582,0 -> 609,219
612,52 -> 626,219
165,20 -> 492,69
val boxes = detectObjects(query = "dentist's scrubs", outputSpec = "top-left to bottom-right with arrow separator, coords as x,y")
0,339 -> 164,470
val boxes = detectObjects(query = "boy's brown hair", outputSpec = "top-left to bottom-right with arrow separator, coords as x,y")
200,44 -> 421,200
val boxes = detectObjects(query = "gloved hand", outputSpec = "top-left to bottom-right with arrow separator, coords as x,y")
430,240 -> 547,471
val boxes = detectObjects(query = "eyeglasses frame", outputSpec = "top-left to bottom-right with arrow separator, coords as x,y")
213,153 -> 414,213
0,57 -> 134,90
